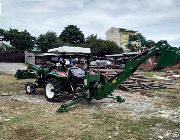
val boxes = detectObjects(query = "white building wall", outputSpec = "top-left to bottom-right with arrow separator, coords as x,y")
106,27 -> 137,52
25,51 -> 35,64
106,27 -> 128,51
106,27 -> 121,47
0,41 -> 2,47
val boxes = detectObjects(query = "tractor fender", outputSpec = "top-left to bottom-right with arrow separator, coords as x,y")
45,71 -> 67,81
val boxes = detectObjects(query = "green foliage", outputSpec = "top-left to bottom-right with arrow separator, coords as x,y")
0,47 -> 4,52
0,43 -> 16,52
127,43 -> 138,52
36,31 -> 59,53
83,34 -> 123,56
129,34 -> 139,41
136,33 -> 146,45
3,28 -> 36,51
129,33 -> 146,45
129,33 -> 155,49
145,40 -> 156,48
59,25 -> 85,46
0,28 -> 5,36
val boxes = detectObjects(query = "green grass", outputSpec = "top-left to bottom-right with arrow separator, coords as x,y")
174,69 -> 180,74
136,70 -> 180,108
137,70 -> 165,78
149,88 -> 180,108
0,73 -> 34,95
0,101 -> 179,140
0,73 -> 180,140
138,70 -> 156,78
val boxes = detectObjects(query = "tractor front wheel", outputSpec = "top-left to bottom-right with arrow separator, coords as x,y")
25,82 -> 36,94
45,79 -> 60,102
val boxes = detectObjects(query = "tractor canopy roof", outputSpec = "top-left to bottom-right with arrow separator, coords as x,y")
36,53 -> 59,56
48,46 -> 91,54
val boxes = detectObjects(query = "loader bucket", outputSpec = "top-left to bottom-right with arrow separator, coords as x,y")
154,46 -> 180,70
15,69 -> 36,79
15,69 -> 26,79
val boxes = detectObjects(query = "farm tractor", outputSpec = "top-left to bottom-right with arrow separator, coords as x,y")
15,41 -> 180,113
15,46 -> 91,101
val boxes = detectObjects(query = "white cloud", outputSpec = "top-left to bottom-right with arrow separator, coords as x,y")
0,2 -> 1,16
0,0 -> 180,46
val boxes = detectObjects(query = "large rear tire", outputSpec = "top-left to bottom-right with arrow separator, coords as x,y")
45,78 -> 61,102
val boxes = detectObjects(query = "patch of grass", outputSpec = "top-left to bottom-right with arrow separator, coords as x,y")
138,70 -> 156,78
80,132 -> 94,140
0,98 -> 179,140
0,73 -> 180,140
174,69 -> 180,74
14,125 -> 40,140
0,73 -> 33,94
150,88 -> 180,108
137,70 -> 165,79
77,109 -> 179,140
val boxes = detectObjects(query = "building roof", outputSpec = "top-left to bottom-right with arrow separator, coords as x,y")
106,27 -> 137,34
0,36 -> 4,41
118,28 -> 137,33
36,53 -> 59,57
48,46 -> 91,54
105,52 -> 140,57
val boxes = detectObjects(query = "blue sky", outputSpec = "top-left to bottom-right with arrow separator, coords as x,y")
0,0 -> 180,46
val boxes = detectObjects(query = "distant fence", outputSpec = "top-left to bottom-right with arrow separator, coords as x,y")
0,52 -> 25,63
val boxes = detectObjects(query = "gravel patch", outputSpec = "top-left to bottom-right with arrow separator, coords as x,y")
95,90 -> 180,123
0,94 -> 47,104
0,63 -> 27,74
1,90 -> 179,123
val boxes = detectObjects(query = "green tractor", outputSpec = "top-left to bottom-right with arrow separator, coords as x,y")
15,41 -> 180,113
15,46 -> 91,101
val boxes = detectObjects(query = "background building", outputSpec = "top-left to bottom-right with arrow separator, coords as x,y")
106,27 -> 137,52
0,36 -> 3,48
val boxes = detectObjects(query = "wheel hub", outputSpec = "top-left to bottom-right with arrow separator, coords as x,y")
46,83 -> 55,99
26,85 -> 31,93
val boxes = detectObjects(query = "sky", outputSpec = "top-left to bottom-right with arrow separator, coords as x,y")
0,0 -> 180,47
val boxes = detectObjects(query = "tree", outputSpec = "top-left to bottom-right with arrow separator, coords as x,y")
128,33 -> 155,51
86,34 -> 98,41
0,43 -> 16,52
59,25 -> 85,46
83,34 -> 123,56
127,43 -> 138,52
129,33 -> 146,46
0,28 -> 5,36
145,40 -> 156,48
36,31 -> 59,52
3,28 -> 36,51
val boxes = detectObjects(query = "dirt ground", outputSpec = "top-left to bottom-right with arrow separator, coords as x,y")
0,63 -> 27,74
0,72 -> 180,140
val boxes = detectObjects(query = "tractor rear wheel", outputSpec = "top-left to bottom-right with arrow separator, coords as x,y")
25,82 -> 36,94
45,78 -> 61,102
